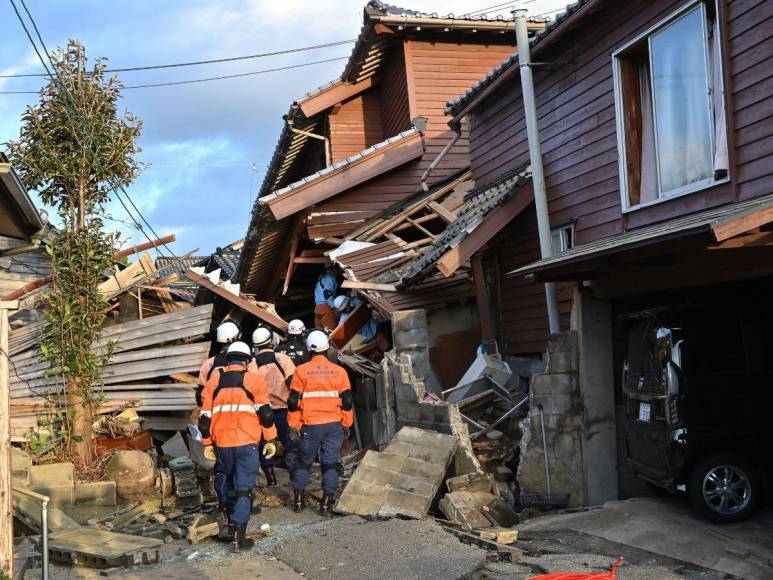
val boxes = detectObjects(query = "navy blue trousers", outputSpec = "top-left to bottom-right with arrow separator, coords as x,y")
293,422 -> 344,495
214,444 -> 259,525
258,408 -> 296,472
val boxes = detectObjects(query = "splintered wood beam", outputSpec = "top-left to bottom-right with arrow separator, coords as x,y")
341,280 -> 397,292
472,255 -> 497,355
436,182 -> 533,278
185,270 -> 288,331
279,216 -> 305,297
267,131 -> 425,220
708,230 -> 773,250
429,201 -> 457,224
292,256 -> 329,264
712,206 -> 773,242
298,76 -> 377,118
406,217 -> 435,239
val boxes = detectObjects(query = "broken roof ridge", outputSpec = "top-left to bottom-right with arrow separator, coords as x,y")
446,0 -> 594,118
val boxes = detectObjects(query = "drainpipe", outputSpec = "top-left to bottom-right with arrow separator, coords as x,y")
289,124 -> 331,167
513,3 -> 560,334
420,121 -> 460,192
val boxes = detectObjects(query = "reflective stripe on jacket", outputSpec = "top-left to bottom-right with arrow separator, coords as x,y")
201,362 -> 277,447
288,354 -> 352,430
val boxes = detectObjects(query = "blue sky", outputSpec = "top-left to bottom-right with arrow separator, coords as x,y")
0,0 -> 567,257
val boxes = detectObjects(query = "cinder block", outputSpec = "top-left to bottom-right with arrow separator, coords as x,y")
74,481 -> 117,506
439,491 -> 497,530
547,351 -> 578,374
32,484 -> 74,507
29,462 -> 75,487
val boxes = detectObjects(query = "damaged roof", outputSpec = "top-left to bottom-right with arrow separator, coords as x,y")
399,165 -> 532,283
155,255 -> 209,302
446,0 -> 597,118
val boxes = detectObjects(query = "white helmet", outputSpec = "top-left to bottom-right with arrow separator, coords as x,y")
226,341 -> 252,362
287,319 -> 305,336
252,326 -> 272,348
333,295 -> 350,311
216,321 -> 241,344
306,330 -> 330,353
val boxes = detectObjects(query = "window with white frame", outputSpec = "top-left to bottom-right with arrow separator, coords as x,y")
551,223 -> 575,254
613,1 -> 728,210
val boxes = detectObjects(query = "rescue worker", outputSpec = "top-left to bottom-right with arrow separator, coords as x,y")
314,270 -> 339,331
277,319 -> 310,366
337,296 -> 378,348
288,330 -> 353,515
332,294 -> 349,325
195,320 -> 241,407
250,327 -> 296,486
198,341 -> 278,552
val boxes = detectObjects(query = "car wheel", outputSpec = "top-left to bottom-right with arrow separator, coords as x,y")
688,453 -> 762,524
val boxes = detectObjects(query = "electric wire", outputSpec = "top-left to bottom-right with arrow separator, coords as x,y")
0,56 -> 349,94
0,38 -> 356,78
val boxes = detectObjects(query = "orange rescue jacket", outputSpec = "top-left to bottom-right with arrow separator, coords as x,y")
288,355 -> 353,430
201,362 -> 277,447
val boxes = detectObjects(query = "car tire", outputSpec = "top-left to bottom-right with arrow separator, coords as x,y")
688,453 -> 762,524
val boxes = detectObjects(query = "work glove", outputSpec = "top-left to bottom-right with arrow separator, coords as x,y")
343,427 -> 351,439
263,441 -> 277,459
204,445 -> 216,461
289,427 -> 300,442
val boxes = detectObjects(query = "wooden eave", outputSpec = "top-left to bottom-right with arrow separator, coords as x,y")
265,130 -> 425,221
297,76 -> 377,118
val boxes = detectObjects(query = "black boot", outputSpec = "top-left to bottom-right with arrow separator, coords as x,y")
264,466 -> 277,487
250,486 -> 262,514
232,523 -> 254,552
217,510 -> 233,542
293,489 -> 305,513
319,494 -> 333,516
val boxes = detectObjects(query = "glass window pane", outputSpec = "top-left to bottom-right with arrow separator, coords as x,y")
650,7 -> 713,193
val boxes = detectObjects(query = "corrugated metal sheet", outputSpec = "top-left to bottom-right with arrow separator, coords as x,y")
510,193 -> 773,278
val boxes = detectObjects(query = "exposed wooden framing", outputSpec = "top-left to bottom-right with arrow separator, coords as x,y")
472,256 -> 497,355
619,57 -> 643,207
298,77 -> 377,118
0,301 -> 18,578
708,231 -> 773,250
428,201 -> 457,224
292,256 -> 328,264
374,23 -> 395,35
437,183 -> 533,278
341,280 -> 397,292
267,131 -> 425,220
406,217 -> 435,238
185,270 -> 288,331
282,231 -> 302,296
711,207 -> 773,242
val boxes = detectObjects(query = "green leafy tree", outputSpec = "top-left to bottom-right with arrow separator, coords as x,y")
6,41 -> 142,463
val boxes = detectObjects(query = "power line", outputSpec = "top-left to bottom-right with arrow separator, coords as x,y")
0,39 -> 356,78
0,56 -> 349,94
9,0 -> 181,262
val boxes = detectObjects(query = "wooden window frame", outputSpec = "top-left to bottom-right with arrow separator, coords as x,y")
612,0 -> 729,213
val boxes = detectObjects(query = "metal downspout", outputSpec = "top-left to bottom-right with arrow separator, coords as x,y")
420,123 -> 461,192
513,4 -> 561,334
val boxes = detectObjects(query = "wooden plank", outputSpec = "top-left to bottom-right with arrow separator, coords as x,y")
0,303 -> 16,577
298,77 -> 377,118
437,183 -> 534,278
184,270 -> 288,331
341,280 -> 397,292
267,131 -> 425,220
330,303 -> 371,349
711,206 -> 773,241
169,373 -> 198,384
472,255 -> 497,355
428,201 -> 457,224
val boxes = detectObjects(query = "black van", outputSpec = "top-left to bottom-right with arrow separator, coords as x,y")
621,302 -> 773,523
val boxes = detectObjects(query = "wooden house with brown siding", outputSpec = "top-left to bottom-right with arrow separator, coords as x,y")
237,2 -> 548,317
445,0 -> 773,506
445,0 -> 773,356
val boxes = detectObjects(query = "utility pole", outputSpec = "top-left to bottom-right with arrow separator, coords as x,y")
513,4 -> 561,334
1,301 -> 20,578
